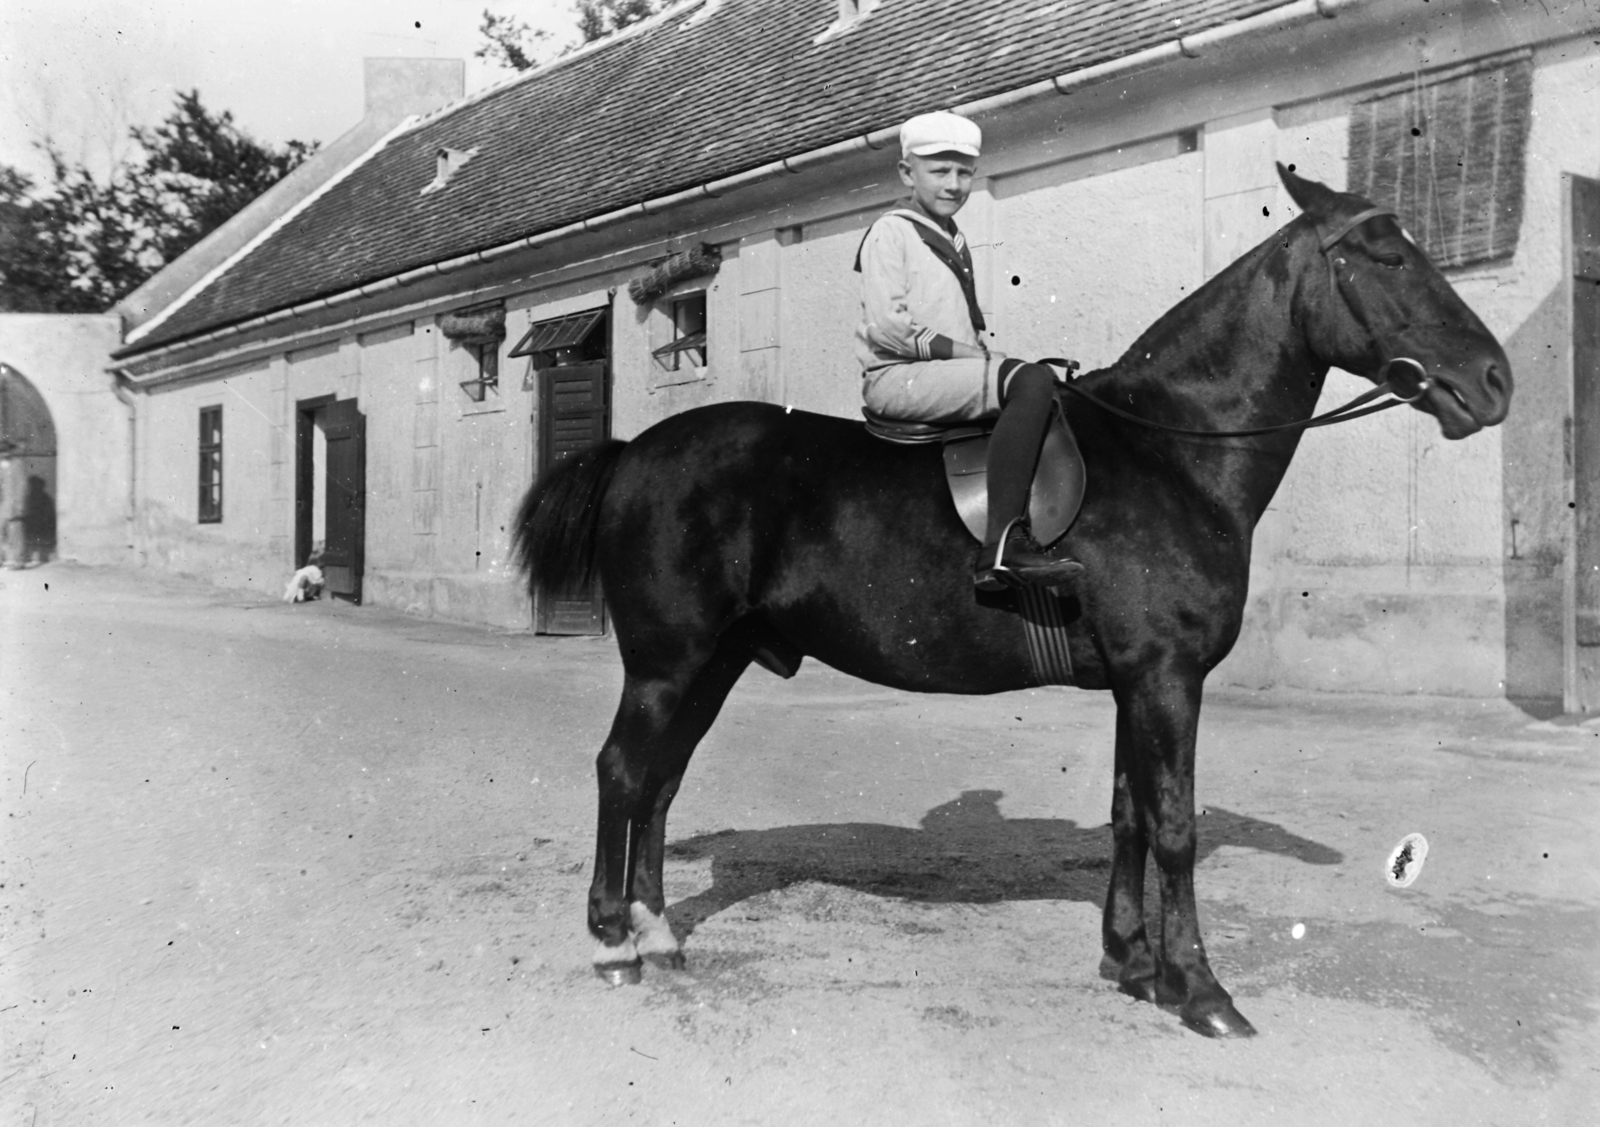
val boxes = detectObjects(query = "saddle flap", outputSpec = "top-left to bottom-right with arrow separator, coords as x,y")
941,414 -> 1086,547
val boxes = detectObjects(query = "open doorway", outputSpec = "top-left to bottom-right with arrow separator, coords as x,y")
295,395 -> 366,603
0,363 -> 57,568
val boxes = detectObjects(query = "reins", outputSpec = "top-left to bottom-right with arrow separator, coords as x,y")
1039,206 -> 1432,440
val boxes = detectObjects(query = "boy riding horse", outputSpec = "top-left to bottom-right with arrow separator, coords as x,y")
856,110 -> 1084,590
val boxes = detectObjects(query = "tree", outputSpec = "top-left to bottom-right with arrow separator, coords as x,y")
127,91 -> 317,268
475,10 -> 551,72
0,162 -> 105,313
0,90 -> 315,314
475,1 -> 660,74
575,0 -> 658,43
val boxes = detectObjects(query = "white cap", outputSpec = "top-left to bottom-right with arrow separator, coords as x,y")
900,111 -> 982,159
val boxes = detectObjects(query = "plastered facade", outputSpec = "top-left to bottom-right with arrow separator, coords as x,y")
119,5 -> 1600,701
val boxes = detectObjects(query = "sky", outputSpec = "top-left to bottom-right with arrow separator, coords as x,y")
0,0 -> 582,184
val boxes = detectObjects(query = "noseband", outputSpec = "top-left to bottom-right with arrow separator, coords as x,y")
1051,206 -> 1433,438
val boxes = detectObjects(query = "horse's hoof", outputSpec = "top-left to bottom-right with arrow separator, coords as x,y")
1116,976 -> 1159,1005
643,950 -> 686,971
594,960 -> 643,986
1181,1001 -> 1257,1039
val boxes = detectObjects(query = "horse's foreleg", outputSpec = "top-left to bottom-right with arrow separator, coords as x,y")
1118,672 -> 1256,1038
1101,708 -> 1156,1001
625,644 -> 751,970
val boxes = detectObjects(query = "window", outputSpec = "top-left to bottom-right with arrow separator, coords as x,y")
198,406 -> 222,523
1347,53 -> 1533,269
439,305 -> 506,402
652,292 -> 707,372
814,0 -> 881,43
461,343 -> 499,403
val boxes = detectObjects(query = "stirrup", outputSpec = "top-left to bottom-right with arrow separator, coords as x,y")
975,518 -> 1084,591
973,518 -> 1024,592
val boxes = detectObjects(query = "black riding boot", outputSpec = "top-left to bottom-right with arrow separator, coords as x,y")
974,362 -> 1086,591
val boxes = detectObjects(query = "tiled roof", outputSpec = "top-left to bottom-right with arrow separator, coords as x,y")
128,0 -> 1293,354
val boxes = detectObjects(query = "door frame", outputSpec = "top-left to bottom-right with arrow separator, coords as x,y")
1564,172 -> 1600,713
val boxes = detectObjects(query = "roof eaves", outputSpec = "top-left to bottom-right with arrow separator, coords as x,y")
122,113 -> 422,349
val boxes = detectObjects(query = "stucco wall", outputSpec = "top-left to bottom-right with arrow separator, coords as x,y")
0,314 -> 129,564
137,360 -> 277,587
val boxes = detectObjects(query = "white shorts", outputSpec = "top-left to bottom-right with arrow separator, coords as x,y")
860,354 -> 1007,423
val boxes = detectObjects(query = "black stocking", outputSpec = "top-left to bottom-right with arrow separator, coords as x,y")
985,361 -> 1056,544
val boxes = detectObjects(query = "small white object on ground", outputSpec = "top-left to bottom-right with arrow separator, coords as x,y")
282,564 -> 325,603
1291,922 -> 1306,940
1385,832 -> 1429,888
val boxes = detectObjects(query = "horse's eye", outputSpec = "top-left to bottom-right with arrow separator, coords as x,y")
1375,253 -> 1404,269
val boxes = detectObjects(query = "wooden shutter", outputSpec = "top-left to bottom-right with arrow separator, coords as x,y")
537,361 -> 608,635
1347,53 -> 1533,269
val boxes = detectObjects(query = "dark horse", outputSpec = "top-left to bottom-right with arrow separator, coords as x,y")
513,167 -> 1511,1037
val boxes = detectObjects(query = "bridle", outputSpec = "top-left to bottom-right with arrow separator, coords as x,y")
1048,206 -> 1435,439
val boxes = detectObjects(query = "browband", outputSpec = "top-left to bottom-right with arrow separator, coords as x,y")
1317,206 -> 1398,252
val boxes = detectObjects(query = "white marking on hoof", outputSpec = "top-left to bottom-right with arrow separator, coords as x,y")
629,902 -> 680,957
593,935 -> 638,967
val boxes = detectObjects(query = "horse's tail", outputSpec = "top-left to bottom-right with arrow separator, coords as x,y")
512,439 -> 628,600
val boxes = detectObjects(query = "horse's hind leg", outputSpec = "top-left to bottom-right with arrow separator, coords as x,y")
589,642 -> 749,982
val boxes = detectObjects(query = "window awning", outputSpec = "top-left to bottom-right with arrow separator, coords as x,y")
508,309 -> 606,358
650,331 -> 706,361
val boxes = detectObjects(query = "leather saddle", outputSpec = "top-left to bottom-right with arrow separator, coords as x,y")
862,406 -> 1086,547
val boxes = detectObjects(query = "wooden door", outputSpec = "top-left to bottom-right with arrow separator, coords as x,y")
322,398 -> 367,604
537,361 -> 607,634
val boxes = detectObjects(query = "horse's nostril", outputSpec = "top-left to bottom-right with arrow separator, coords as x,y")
1485,363 -> 1508,400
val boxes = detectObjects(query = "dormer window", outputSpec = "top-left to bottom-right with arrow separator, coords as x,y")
422,146 -> 479,196
815,0 -> 881,43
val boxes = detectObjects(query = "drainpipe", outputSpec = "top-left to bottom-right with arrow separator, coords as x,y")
111,373 -> 137,558
112,0 -> 1363,368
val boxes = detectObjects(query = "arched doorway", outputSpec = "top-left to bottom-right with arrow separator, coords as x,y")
0,363 -> 58,567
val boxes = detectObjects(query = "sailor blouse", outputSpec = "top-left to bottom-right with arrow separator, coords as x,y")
854,211 -> 985,373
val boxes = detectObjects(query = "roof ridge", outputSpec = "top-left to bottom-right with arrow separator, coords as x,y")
123,114 -> 421,348
393,0 -> 715,142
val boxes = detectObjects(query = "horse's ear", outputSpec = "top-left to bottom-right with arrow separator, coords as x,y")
1276,162 -> 1341,220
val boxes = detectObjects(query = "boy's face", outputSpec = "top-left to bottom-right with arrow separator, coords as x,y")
898,151 -> 977,221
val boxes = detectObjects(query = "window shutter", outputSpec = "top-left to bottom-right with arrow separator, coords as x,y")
539,362 -> 608,466
1347,52 -> 1533,269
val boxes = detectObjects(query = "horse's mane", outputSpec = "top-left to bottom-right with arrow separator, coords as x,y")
1078,211 -> 1321,389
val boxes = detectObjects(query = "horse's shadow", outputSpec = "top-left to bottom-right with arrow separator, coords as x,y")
665,790 -> 1342,936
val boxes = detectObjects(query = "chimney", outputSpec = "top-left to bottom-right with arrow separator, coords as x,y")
363,58 -> 465,125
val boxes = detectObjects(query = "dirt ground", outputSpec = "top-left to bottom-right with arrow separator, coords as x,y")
2,565 -> 1597,1125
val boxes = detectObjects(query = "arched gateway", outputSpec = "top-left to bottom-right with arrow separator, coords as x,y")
0,363 -> 57,567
